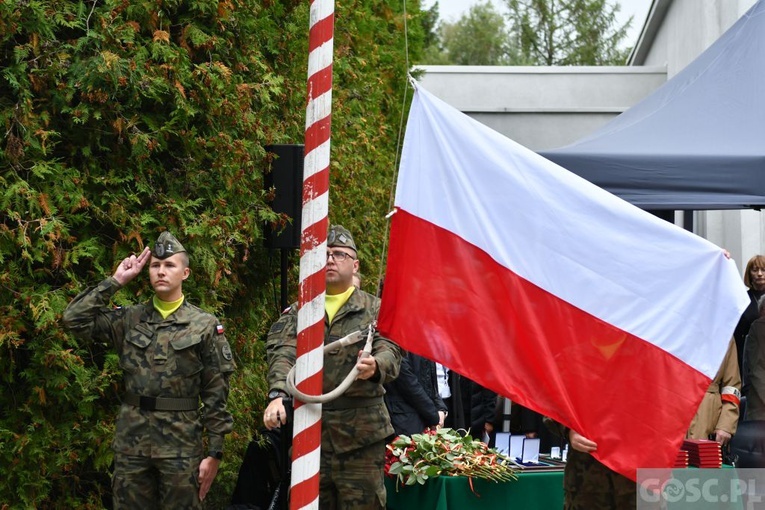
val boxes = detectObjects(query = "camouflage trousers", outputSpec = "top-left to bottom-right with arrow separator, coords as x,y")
319,436 -> 386,510
112,453 -> 202,510
564,449 -> 636,510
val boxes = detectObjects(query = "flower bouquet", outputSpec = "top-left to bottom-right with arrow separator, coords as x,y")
385,428 -> 517,489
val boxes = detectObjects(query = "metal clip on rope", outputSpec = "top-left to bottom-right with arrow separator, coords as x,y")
285,323 -> 375,404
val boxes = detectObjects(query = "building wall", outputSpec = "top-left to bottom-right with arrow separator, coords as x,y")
468,112 -> 617,151
641,0 -> 753,76
416,66 -> 666,150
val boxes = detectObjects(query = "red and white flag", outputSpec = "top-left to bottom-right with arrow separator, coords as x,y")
378,84 -> 748,480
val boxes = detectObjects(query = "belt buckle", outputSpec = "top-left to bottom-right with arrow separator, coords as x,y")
139,395 -> 157,411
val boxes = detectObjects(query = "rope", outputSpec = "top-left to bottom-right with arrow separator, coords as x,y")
285,326 -> 375,403
376,0 -> 415,298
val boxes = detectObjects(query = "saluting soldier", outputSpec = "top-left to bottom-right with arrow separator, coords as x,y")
264,225 -> 402,510
62,231 -> 234,509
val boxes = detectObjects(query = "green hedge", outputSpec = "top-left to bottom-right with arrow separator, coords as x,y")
0,0 -> 423,506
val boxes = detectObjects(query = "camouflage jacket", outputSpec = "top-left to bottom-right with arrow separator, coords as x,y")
62,277 -> 234,458
266,288 -> 401,453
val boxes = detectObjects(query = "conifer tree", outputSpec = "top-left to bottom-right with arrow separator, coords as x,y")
507,0 -> 632,65
0,0 -> 419,504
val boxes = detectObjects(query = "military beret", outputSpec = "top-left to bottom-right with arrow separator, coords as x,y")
153,231 -> 187,259
327,225 -> 356,252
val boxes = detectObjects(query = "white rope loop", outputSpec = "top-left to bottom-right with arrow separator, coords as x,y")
285,325 -> 375,403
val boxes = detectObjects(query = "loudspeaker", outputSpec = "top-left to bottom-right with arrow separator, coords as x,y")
265,144 -> 304,249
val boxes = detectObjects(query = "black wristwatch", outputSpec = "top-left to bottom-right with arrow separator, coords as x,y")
268,389 -> 288,400
209,450 -> 223,460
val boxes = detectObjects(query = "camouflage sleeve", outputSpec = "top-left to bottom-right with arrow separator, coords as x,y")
266,306 -> 298,393
61,277 -> 126,347
200,315 -> 235,453
361,296 -> 400,384
371,332 -> 401,384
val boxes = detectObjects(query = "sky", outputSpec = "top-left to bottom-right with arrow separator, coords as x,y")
427,0 -> 653,49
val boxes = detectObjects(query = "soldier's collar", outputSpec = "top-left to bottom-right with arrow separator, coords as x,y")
144,300 -> 192,324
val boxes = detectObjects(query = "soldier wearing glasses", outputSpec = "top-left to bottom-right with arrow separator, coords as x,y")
264,225 -> 401,510
62,231 -> 234,509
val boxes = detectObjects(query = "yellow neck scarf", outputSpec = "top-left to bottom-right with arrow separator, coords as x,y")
325,287 -> 355,324
153,295 -> 184,319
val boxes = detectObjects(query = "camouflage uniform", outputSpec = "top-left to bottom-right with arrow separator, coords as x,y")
543,418 -> 636,510
62,276 -> 234,509
267,289 -> 401,510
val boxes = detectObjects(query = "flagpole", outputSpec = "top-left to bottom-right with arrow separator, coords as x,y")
291,0 -> 334,507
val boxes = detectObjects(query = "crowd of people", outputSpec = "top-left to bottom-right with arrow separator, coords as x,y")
60,227 -> 765,509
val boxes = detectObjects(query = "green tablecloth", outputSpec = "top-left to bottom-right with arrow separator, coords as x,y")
385,466 -> 752,509
385,471 -> 564,510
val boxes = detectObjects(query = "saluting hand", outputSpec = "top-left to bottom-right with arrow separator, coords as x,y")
113,247 -> 151,286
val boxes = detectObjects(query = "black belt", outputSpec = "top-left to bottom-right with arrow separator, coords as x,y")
124,392 -> 198,411
323,396 -> 383,410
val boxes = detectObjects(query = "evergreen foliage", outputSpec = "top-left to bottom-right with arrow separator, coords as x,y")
0,0 -> 420,506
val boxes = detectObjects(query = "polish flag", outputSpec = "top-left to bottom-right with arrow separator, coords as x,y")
377,84 -> 748,480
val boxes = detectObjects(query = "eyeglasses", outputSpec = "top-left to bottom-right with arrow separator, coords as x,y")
327,250 -> 355,262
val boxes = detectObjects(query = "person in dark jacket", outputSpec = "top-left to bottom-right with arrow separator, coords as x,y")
384,352 -> 447,436
733,255 -> 765,375
743,296 -> 765,421
442,369 -> 497,445
511,403 -> 560,453
468,381 -> 497,443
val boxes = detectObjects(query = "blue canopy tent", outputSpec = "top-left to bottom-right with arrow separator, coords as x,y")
540,0 -> 765,211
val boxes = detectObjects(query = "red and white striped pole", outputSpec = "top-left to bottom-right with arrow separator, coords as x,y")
291,0 -> 335,508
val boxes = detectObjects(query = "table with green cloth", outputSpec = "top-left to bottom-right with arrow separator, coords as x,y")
385,471 -> 564,510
